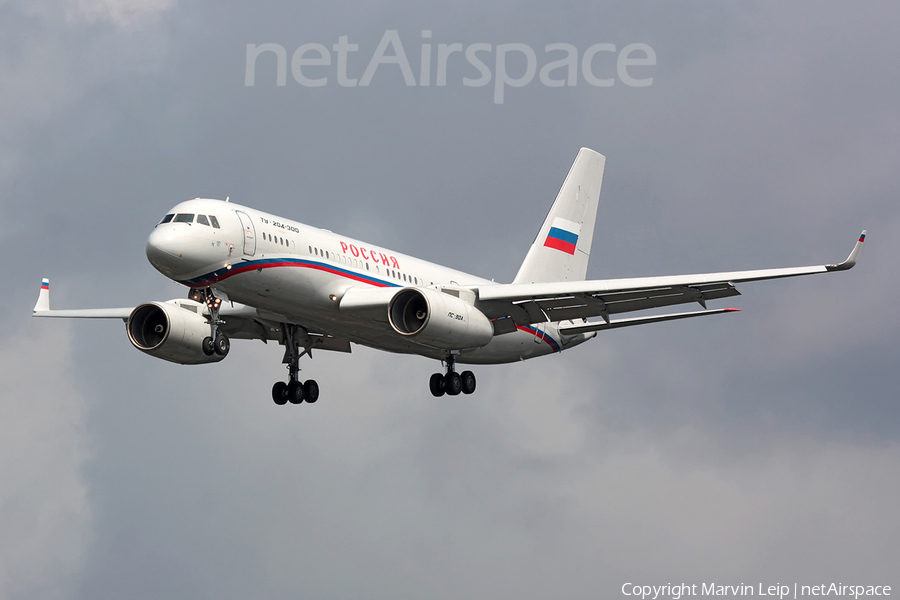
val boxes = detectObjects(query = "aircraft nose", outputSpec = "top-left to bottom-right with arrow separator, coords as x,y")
146,227 -> 184,277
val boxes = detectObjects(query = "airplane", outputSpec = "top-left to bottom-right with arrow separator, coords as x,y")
33,148 -> 865,404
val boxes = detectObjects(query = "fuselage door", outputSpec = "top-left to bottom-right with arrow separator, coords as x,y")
235,210 -> 256,256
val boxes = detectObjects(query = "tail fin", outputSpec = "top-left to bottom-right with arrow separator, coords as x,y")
513,148 -> 606,284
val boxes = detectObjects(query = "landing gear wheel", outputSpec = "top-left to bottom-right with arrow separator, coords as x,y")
214,333 -> 230,356
461,371 -> 476,395
272,381 -> 288,405
202,337 -> 215,356
303,380 -> 319,403
429,373 -> 445,397
444,372 -> 462,396
288,380 -> 305,404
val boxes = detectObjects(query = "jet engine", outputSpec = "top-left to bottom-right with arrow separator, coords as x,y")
126,300 -> 224,365
388,287 -> 493,350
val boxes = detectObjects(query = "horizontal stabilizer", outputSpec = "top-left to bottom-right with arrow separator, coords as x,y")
559,308 -> 740,335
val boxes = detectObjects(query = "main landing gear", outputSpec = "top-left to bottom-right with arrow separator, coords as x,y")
194,288 -> 230,358
429,354 -> 476,397
272,324 -> 319,406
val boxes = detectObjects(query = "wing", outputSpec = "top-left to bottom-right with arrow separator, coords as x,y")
31,278 -> 351,352
32,279 -> 134,319
475,231 -> 865,332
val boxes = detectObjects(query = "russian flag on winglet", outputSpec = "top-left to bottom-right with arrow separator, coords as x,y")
543,218 -> 580,255
859,233 -> 866,243
41,279 -> 49,290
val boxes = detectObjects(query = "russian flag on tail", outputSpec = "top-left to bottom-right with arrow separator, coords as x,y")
543,218 -> 581,255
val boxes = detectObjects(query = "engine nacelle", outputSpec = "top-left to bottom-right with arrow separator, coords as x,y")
388,287 -> 493,350
126,300 -> 224,365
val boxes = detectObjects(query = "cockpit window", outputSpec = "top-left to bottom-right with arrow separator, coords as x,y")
159,214 -> 175,224
197,215 -> 210,226
173,214 -> 194,223
209,215 -> 220,228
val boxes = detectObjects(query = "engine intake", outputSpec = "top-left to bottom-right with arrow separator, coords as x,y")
127,300 -> 224,364
388,287 -> 493,350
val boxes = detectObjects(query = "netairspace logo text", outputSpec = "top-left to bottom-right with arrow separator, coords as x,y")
244,30 -> 656,104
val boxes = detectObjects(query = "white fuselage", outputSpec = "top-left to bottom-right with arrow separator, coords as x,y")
145,198 -> 593,364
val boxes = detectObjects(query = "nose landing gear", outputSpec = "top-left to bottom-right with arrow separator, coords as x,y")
429,354 -> 476,397
193,287 -> 230,358
271,324 -> 319,406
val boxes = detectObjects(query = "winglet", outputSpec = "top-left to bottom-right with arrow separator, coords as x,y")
826,230 -> 866,271
34,278 -> 51,312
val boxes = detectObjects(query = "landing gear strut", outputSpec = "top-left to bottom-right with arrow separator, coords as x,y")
271,324 -> 319,406
429,354 -> 476,397
193,287 -> 229,358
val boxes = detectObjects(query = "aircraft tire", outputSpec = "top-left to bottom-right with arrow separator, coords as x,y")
288,380 -> 305,404
214,333 -> 230,356
444,372 -> 462,396
272,382 -> 288,405
202,337 -> 215,356
429,373 -> 445,397
303,380 -> 319,403
461,371 -> 476,395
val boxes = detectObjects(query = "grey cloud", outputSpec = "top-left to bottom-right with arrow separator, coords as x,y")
0,324 -> 91,600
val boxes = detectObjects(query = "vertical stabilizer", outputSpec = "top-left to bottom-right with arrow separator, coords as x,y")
513,148 -> 605,284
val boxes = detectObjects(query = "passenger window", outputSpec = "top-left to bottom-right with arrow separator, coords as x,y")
173,214 -> 194,223
209,215 -> 220,228
197,215 -> 210,226
159,214 -> 174,224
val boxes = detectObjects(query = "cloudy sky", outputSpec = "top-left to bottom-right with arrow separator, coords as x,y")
2,1 -> 898,598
